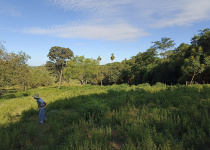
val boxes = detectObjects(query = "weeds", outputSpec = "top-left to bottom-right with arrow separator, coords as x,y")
0,84 -> 210,149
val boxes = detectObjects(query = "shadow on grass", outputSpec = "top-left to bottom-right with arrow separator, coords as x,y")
0,89 -> 30,100
1,85 -> 210,150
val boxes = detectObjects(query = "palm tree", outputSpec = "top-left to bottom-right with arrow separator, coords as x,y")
97,56 -> 102,64
111,53 -> 115,63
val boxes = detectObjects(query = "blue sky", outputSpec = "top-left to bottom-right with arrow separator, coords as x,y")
0,0 -> 210,66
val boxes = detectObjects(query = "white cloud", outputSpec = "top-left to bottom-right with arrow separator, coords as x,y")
148,0 -> 210,28
24,0 -> 210,41
47,0 -> 132,12
23,23 -> 149,41
48,0 -> 210,26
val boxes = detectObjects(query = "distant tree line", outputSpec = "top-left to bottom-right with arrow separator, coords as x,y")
1,28 -> 210,91
61,28 -> 210,86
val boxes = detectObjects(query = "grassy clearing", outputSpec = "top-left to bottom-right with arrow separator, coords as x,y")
0,83 -> 210,149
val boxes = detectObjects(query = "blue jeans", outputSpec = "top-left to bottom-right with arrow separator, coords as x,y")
39,108 -> 46,124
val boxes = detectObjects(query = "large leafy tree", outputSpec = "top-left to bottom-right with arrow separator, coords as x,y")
97,65 -> 105,86
190,28 -> 210,83
64,56 -> 99,85
47,46 -> 73,89
120,58 -> 135,85
132,47 -> 159,84
103,62 -> 124,85
180,45 -> 210,84
63,58 -> 78,86
181,56 -> 205,84
0,49 -> 31,90
152,37 -> 175,61
14,52 -> 31,91
29,66 -> 54,88
64,56 -> 85,85
191,28 -> 210,54
84,58 -> 99,84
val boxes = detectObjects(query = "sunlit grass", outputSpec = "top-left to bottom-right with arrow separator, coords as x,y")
0,83 -> 210,149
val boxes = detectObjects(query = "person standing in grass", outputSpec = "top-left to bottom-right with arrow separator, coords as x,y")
32,94 -> 47,125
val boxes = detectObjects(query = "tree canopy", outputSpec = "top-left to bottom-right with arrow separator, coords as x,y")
47,46 -> 74,89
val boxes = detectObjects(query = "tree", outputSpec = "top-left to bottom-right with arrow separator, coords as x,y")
182,56 -> 205,84
47,46 -> 74,89
14,52 -> 31,91
132,48 -> 159,84
63,58 -> 77,86
64,56 -> 99,85
152,37 -> 175,61
0,47 -> 8,88
103,62 -> 124,84
0,50 -> 31,90
97,65 -> 105,86
111,53 -> 115,62
29,66 -> 54,88
191,28 -> 210,53
97,56 -> 102,64
97,56 -> 104,85
120,58 -> 135,85
181,46 -> 206,84
110,53 -> 115,83
45,61 -> 60,80
84,58 -> 99,84
66,55 -> 85,85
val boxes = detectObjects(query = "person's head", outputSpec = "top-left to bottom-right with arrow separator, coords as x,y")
32,93 -> 40,99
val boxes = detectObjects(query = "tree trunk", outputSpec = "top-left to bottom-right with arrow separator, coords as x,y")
190,72 -> 196,85
24,85 -> 27,91
67,79 -> 70,87
58,68 -> 63,89
100,71 -> 103,86
80,79 -> 84,85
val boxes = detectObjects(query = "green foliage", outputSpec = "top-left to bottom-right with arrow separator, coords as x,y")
1,84 -> 210,149
47,46 -> 74,65
111,53 -> 115,62
131,28 -> 210,85
64,56 -> 99,85
47,46 -> 74,89
180,46 -> 208,84
103,62 -> 124,85
97,56 -> 102,62
29,66 -> 54,88
152,37 -> 175,60
0,49 -> 31,90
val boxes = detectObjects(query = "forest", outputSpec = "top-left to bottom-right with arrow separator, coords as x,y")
1,28 -> 210,92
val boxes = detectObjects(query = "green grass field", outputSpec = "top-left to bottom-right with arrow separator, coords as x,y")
0,83 -> 210,150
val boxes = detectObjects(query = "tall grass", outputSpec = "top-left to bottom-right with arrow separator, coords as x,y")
0,83 -> 210,149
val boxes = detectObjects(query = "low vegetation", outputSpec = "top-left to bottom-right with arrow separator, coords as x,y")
0,83 -> 210,149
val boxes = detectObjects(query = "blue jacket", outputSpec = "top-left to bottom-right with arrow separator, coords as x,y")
36,98 -> 46,109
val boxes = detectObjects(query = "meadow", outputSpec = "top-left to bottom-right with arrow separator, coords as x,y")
0,83 -> 210,150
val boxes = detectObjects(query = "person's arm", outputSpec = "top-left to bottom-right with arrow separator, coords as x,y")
43,102 -> 47,107
40,102 -> 47,108
37,100 -> 40,108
